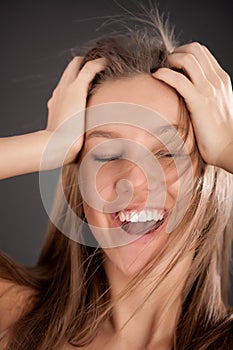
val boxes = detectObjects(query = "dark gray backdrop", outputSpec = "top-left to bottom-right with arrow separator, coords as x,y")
0,0 -> 232,303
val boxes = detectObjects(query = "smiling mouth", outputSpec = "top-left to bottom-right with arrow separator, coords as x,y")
115,208 -> 167,235
121,219 -> 165,235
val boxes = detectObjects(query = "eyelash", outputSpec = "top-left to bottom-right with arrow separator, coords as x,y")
155,151 -> 176,158
94,155 -> 122,162
94,152 -> 177,163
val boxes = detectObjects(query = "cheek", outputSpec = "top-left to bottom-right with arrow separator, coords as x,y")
82,163 -> 116,228
78,156 -> 120,217
82,201 -> 107,228
162,162 -> 179,203
95,164 -> 117,201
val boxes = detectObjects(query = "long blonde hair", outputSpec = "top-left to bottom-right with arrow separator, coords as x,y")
1,5 -> 233,350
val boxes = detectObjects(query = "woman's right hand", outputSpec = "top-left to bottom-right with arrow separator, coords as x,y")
45,56 -> 107,166
0,57 -> 106,180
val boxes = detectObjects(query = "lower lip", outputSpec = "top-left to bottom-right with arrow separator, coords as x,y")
111,214 -> 168,244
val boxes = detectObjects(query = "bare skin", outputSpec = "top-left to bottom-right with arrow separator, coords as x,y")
62,257 -> 191,350
153,42 -> 233,173
0,42 -> 232,349
0,43 -> 232,180
76,75 -> 194,349
0,57 -> 107,179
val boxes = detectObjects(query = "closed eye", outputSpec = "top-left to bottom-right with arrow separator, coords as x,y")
93,154 -> 122,162
155,150 -> 176,158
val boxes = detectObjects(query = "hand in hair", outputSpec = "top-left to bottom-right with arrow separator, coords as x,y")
152,42 -> 233,174
0,57 -> 106,180
45,56 -> 107,166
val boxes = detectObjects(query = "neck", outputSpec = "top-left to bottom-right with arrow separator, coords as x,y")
103,254 -> 192,349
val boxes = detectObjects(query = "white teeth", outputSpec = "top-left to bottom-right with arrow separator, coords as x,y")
130,211 -> 138,222
159,213 -> 164,221
147,211 -> 154,221
118,209 -> 165,223
138,211 -> 147,222
119,212 -> 125,222
125,212 -> 130,221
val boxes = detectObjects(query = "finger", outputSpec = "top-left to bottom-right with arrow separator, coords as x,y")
58,56 -> 84,86
166,52 -> 208,87
173,42 -> 222,86
152,68 -> 198,104
76,57 -> 107,83
201,45 -> 232,85
47,57 -> 84,108
74,57 -> 107,98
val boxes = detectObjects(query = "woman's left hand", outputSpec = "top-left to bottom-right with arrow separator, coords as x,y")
152,42 -> 233,173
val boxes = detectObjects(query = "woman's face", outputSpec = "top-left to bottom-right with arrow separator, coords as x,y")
79,74 -> 196,276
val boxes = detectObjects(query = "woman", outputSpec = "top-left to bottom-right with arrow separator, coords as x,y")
0,8 -> 233,350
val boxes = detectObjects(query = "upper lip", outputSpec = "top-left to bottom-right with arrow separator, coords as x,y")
115,204 -> 167,213
114,207 -> 168,222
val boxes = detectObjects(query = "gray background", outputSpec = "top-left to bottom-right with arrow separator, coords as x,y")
0,0 -> 232,303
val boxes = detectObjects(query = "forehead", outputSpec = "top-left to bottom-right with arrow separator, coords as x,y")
87,74 -> 180,126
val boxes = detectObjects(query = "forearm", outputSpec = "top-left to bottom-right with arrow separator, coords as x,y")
0,57 -> 108,181
0,130 -> 51,180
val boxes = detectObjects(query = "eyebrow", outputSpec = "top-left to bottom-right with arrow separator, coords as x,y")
86,124 -> 183,140
86,130 -> 121,140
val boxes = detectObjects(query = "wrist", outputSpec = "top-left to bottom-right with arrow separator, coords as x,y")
216,141 -> 233,174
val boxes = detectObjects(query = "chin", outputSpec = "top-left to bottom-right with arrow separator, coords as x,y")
102,231 -> 169,278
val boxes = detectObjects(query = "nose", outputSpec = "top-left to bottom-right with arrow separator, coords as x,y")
114,162 -> 148,201
125,162 -> 148,189
114,159 -> 166,207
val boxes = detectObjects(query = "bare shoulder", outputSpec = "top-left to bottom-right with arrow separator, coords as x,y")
0,278 -> 35,332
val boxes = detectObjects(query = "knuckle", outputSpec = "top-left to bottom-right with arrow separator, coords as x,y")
83,60 -> 95,69
47,87 -> 60,105
201,44 -> 208,51
81,62 -> 94,75
71,56 -> 80,64
73,56 -> 83,64
52,88 -> 58,98
82,58 -> 106,72
78,60 -> 105,82
47,94 -> 56,109
189,41 -> 202,52
221,70 -> 231,85
212,75 -> 224,89
182,53 -> 195,65
47,98 -> 52,109
206,84 -> 216,97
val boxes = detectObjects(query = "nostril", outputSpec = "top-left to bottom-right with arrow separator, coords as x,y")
102,179 -> 134,214
115,179 -> 133,194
